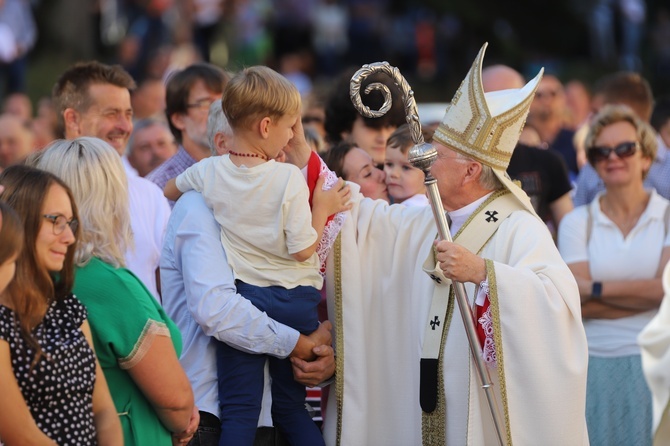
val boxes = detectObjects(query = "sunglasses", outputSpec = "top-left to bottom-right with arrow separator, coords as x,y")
587,141 -> 639,164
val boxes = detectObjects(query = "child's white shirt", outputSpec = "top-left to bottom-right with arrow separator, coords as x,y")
176,155 -> 322,289
399,193 -> 430,207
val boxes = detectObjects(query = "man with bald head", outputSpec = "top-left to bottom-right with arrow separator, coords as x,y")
481,64 -> 526,91
482,64 -> 574,237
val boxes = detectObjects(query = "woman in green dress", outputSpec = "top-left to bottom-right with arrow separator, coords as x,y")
31,137 -> 198,445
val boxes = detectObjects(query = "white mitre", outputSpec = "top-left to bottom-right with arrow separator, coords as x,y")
433,42 -> 543,214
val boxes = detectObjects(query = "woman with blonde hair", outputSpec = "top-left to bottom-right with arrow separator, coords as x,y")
0,165 -> 122,444
31,137 -> 198,445
558,104 -> 670,446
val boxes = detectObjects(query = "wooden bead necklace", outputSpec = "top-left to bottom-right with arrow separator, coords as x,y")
228,150 -> 268,161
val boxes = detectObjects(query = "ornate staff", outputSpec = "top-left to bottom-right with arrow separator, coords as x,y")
350,62 -> 505,446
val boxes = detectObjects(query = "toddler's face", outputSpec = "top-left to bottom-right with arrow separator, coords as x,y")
266,113 -> 300,159
383,145 -> 426,203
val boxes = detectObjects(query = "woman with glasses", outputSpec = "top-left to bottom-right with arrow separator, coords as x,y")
558,104 -> 670,446
30,137 -> 197,446
0,165 -> 122,444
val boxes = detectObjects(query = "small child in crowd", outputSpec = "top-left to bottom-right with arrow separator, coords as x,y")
383,123 -> 432,206
165,65 -> 350,446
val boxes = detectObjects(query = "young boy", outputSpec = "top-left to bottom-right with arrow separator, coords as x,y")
164,66 -> 350,446
383,123 -> 431,206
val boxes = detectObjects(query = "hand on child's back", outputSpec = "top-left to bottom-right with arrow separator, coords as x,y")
313,176 -> 352,216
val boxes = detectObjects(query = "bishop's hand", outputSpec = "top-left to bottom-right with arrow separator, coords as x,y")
434,240 -> 487,284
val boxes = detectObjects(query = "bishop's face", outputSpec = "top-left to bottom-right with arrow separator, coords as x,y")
429,141 -> 469,212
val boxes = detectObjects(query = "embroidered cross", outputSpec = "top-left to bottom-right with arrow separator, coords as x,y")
430,316 -> 440,330
485,210 -> 499,222
429,274 -> 442,284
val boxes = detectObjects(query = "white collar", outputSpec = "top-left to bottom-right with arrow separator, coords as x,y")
447,191 -> 494,236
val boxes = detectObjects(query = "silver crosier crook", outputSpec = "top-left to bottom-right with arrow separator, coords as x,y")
349,62 -> 506,446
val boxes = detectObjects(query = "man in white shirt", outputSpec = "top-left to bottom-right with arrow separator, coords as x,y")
52,61 -> 171,300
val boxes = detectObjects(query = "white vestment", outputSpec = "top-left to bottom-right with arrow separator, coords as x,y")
322,183 -> 589,446
639,262 -> 670,446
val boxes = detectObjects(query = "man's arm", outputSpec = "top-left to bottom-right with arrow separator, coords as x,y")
176,192 -> 333,365
291,344 -> 336,387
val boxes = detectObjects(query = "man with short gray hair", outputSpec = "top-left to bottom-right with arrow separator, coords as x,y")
127,118 -> 177,177
206,99 -> 232,155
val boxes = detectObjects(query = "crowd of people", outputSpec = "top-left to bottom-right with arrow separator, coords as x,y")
1,26 -> 670,446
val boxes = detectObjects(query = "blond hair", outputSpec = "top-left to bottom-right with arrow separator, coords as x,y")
222,66 -> 301,131
31,137 -> 133,268
585,104 -> 658,179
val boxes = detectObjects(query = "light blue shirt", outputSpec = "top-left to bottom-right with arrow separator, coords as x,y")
160,191 -> 300,416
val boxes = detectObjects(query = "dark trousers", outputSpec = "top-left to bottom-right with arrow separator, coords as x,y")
188,411 -> 290,446
188,411 -> 221,446
217,282 -> 323,446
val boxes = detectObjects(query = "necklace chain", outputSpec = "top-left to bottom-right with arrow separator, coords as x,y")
228,150 -> 268,161
601,200 -> 644,232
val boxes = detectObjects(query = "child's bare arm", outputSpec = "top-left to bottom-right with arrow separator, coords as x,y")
291,176 -> 351,262
164,178 -> 183,201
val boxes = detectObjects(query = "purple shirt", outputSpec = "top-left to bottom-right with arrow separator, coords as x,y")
146,146 -> 198,208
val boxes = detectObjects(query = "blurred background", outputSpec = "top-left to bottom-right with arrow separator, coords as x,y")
2,0 -> 670,108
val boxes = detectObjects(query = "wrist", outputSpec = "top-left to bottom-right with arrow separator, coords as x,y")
591,281 -> 602,300
477,258 -> 488,283
290,334 -> 315,360
287,148 -> 311,169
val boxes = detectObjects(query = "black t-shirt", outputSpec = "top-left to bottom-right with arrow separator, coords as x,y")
507,143 -> 573,224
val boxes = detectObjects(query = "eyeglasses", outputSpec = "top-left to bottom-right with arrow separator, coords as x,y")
587,141 -> 639,164
186,98 -> 216,111
43,214 -> 78,235
535,89 -> 561,100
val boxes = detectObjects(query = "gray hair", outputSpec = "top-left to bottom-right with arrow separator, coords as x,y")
32,137 -> 133,268
454,151 -> 504,191
127,118 -> 172,155
207,99 -> 232,155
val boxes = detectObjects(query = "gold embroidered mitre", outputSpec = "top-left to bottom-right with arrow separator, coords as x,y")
433,42 -> 543,171
433,42 -> 544,216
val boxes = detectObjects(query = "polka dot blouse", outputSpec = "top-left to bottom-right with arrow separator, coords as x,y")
0,294 -> 97,444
